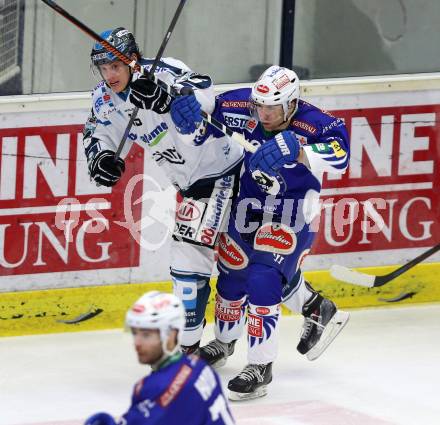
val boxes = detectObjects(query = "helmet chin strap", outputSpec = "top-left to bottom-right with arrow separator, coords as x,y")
151,328 -> 181,370
283,100 -> 298,123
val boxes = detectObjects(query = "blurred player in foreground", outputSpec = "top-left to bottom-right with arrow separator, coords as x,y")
84,291 -> 235,425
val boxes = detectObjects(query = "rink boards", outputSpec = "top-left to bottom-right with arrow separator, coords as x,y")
0,75 -> 439,336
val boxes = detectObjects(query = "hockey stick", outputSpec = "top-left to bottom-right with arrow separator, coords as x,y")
40,0 -> 256,154
114,0 -> 188,161
330,243 -> 440,287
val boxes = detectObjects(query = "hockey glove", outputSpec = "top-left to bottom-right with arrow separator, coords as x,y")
170,93 -> 203,134
84,412 -> 116,425
88,150 -> 125,187
129,75 -> 172,114
249,130 -> 300,175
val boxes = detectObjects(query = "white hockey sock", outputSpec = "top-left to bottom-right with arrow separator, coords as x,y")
248,303 -> 281,364
214,293 -> 247,343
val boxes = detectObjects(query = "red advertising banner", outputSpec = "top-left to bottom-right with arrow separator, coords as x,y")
315,104 -> 439,254
0,102 -> 438,278
0,124 -> 143,276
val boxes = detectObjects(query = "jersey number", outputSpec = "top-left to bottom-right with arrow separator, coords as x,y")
209,394 -> 234,425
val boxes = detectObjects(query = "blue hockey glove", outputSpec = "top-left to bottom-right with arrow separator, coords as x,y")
84,412 -> 116,425
170,94 -> 203,134
249,131 -> 300,175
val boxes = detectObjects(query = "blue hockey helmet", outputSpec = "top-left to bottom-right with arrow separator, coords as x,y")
91,27 -> 139,66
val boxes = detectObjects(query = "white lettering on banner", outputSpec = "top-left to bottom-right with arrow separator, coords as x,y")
0,219 -> 112,268
0,223 -> 32,267
321,196 -> 434,248
76,218 -> 111,262
34,221 -> 72,265
360,198 -> 399,243
0,124 -> 141,277
398,113 -> 435,175
399,197 -> 433,241
349,115 -> 394,179
75,134 -> 112,196
0,137 -> 18,200
23,134 -> 70,198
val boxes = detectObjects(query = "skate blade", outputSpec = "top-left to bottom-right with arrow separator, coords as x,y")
228,385 -> 268,401
306,310 -> 350,361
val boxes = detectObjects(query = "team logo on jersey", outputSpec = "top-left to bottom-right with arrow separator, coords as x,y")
223,113 -> 249,129
176,200 -> 202,221
103,93 -> 111,103
256,84 -> 269,94
329,140 -> 346,158
94,96 -> 104,113
196,175 -> 234,247
152,147 -> 185,164
297,135 -> 308,145
292,119 -> 317,135
246,118 -> 258,132
218,233 -> 249,270
221,100 -> 250,109
141,122 -> 168,147
159,364 -> 192,407
254,223 -> 297,255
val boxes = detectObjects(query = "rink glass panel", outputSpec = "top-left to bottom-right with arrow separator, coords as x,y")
2,0 -> 440,95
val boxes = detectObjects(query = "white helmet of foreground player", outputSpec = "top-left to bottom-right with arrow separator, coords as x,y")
126,291 -> 185,358
250,65 -> 300,123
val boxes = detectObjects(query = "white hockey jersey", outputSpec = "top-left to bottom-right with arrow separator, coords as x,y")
83,57 -> 244,191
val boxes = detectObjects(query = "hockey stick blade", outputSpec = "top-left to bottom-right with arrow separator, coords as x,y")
330,264 -> 376,287
331,243 -> 440,287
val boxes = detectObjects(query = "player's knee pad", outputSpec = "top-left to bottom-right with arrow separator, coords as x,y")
246,264 -> 283,307
214,293 -> 247,343
247,302 -> 281,364
172,273 -> 211,345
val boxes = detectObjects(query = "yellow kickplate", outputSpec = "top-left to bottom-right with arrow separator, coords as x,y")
1,262 -> 439,337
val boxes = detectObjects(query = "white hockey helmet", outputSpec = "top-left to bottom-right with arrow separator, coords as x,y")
126,291 -> 185,354
250,65 -> 300,121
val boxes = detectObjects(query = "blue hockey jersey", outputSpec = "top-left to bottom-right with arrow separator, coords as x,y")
208,88 -> 350,227
119,354 -> 234,425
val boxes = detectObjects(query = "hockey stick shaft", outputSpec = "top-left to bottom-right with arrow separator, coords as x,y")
331,243 -> 440,287
380,243 -> 440,282
41,0 -> 256,154
115,0 -> 188,161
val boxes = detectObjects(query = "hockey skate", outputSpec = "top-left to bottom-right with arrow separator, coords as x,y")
297,297 -> 349,361
228,363 -> 272,401
199,339 -> 236,368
